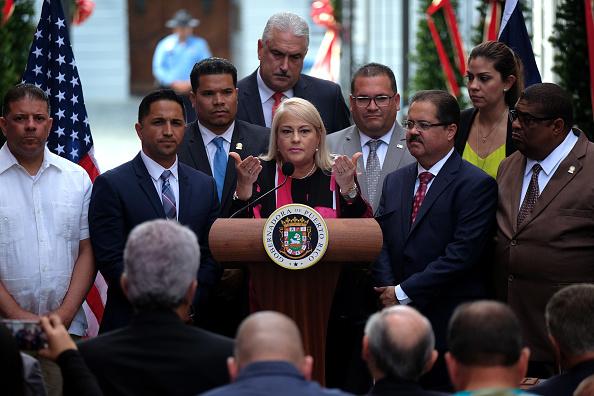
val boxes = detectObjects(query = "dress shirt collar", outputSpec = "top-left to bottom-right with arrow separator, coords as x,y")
0,144 -> 63,175
417,147 -> 455,177
257,67 -> 294,103
198,120 -> 235,145
359,122 -> 395,148
140,150 -> 179,182
524,129 -> 579,177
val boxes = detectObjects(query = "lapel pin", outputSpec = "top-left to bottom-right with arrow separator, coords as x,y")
235,143 -> 243,151
568,165 -> 575,174
396,144 -> 404,149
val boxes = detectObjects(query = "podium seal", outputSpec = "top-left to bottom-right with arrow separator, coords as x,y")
262,204 -> 329,270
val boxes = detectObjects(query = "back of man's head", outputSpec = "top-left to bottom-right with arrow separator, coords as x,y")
546,284 -> 594,364
229,311 -> 312,380
123,219 -> 200,310
446,301 -> 530,391
363,306 -> 437,382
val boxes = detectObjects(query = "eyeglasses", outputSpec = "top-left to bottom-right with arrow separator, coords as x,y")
509,109 -> 556,126
402,119 -> 451,132
352,95 -> 395,108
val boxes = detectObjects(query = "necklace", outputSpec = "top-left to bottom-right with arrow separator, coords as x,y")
293,163 -> 317,179
478,109 -> 508,143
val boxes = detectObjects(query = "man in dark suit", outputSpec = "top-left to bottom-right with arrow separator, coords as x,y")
236,12 -> 350,134
363,306 -> 447,396
89,89 -> 220,333
494,83 -> 594,378
178,57 -> 269,335
373,90 -> 498,389
445,301 -> 532,395
178,57 -> 269,218
530,285 -> 594,396
79,219 -> 233,396
202,311 -> 351,396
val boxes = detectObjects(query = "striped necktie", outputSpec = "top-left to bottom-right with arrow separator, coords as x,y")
160,170 -> 176,219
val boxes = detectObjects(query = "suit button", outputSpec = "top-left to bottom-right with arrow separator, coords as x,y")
511,239 -> 517,246
508,275 -> 514,282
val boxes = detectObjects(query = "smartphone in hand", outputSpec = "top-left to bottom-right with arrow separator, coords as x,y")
0,319 -> 47,350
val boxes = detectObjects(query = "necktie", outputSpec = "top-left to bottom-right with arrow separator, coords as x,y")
366,139 -> 382,205
212,136 -> 227,202
517,163 -> 542,227
160,170 -> 176,220
411,172 -> 434,224
271,92 -> 284,120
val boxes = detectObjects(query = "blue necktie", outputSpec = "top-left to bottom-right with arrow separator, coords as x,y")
160,170 -> 176,219
212,137 -> 227,202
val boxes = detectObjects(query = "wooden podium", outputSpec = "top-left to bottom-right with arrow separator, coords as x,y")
209,218 -> 382,384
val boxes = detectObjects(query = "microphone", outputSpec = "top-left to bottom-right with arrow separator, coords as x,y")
229,162 -> 295,218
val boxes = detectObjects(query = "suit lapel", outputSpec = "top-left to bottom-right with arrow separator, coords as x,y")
292,75 -> 308,100
518,134 -> 587,232
408,153 -> 460,235
400,165 -> 417,238
339,127 -> 367,196
132,154 -> 165,217
240,71 -> 265,126
186,122 -> 212,175
177,165 -> 192,223
222,126 -> 245,207
377,123 -> 408,210
506,156 -> 525,235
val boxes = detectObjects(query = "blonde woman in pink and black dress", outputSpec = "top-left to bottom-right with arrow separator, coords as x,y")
455,41 -> 524,178
230,97 -> 372,219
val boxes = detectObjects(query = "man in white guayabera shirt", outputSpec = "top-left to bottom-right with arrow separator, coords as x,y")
0,83 -> 95,395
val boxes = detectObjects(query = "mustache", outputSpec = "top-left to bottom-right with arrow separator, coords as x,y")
406,135 -> 422,143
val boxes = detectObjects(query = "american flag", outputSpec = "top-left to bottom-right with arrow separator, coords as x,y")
21,0 -> 106,337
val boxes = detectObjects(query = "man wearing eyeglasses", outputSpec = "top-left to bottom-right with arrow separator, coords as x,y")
325,63 -> 415,393
373,90 -> 498,390
327,63 -> 415,213
494,83 -> 594,380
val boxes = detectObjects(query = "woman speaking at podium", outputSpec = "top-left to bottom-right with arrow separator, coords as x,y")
230,98 -> 372,219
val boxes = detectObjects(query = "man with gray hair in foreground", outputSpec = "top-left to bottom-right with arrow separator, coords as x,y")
363,306 -> 447,395
78,219 -> 233,395
202,311 -> 352,396
531,284 -> 594,396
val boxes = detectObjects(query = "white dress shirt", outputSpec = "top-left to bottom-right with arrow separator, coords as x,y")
396,147 -> 455,304
519,130 -> 578,208
140,150 -> 180,220
199,121 -> 235,173
359,123 -> 395,169
0,145 -> 91,335
257,68 -> 294,128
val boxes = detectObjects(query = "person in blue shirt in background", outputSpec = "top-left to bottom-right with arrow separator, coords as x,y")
152,9 -> 212,122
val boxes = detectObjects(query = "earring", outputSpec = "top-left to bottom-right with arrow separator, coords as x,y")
315,148 -> 319,152
503,88 -> 508,92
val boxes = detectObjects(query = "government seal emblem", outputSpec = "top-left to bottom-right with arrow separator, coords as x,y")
263,204 -> 329,270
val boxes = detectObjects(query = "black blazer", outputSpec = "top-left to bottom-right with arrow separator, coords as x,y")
78,310 -> 234,396
530,359 -> 594,396
455,107 -> 516,157
89,154 -> 221,332
236,70 -> 351,134
178,119 -> 270,217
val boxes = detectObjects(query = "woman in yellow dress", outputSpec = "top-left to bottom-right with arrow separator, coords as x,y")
455,41 -> 524,178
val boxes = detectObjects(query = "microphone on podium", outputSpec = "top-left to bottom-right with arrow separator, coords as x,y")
229,162 -> 295,218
